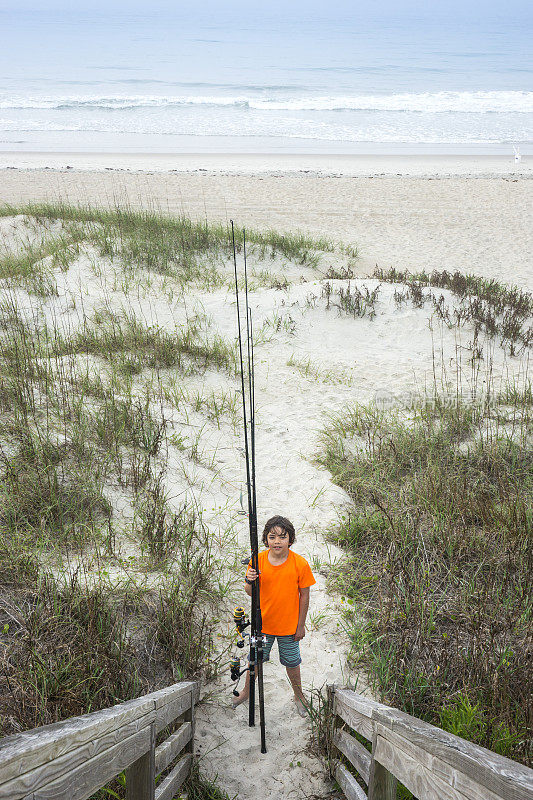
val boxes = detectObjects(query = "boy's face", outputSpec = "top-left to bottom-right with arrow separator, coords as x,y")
266,525 -> 290,557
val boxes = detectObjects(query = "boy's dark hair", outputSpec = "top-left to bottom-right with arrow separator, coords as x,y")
262,516 -> 296,547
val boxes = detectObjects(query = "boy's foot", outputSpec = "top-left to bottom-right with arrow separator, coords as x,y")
231,692 -> 248,709
294,697 -> 308,718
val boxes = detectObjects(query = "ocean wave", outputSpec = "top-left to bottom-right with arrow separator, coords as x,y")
1,91 -> 532,113
0,96 -> 248,110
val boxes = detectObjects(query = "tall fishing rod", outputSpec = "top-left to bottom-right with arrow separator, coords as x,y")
231,221 -> 267,754
243,233 -> 266,750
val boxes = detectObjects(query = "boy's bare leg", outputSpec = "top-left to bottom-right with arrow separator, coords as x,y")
235,665 -> 307,714
286,665 -> 306,704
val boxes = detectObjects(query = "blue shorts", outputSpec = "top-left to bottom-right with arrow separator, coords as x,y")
255,634 -> 301,668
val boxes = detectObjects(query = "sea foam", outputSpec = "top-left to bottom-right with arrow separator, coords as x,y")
1,91 -> 532,113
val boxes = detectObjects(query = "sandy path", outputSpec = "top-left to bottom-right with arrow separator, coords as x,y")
188,278 -> 526,799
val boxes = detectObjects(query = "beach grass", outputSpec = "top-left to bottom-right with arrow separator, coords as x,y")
0,211 -> 240,741
322,279 -> 380,319
182,763 -> 238,800
319,378 -> 532,766
0,488 -> 225,736
376,267 -> 533,354
53,309 -> 238,376
0,228 -> 84,296
0,201 -> 335,277
287,353 -> 350,385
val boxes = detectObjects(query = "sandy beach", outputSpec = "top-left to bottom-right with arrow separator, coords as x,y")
0,155 -> 531,798
1,155 -> 531,290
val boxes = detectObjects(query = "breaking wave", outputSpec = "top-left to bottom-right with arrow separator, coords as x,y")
1,91 -> 532,113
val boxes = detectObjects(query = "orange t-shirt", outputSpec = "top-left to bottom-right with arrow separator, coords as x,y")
248,549 -> 316,636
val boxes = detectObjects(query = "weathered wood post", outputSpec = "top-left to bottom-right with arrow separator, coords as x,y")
184,686 -> 195,755
326,684 -> 337,767
367,731 -> 397,800
125,721 -> 156,800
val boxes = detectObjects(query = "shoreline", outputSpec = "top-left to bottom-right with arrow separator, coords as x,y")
0,151 -> 531,177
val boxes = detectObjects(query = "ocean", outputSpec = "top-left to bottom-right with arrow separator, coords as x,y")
1,6 -> 532,154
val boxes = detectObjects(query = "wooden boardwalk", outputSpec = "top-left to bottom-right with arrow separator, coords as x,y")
329,686 -> 533,800
0,681 -> 198,800
0,681 -> 531,799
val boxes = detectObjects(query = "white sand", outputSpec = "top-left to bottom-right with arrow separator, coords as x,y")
1,156 -> 531,290
190,280 -> 528,800
0,159 -> 531,798
1,151 -> 532,176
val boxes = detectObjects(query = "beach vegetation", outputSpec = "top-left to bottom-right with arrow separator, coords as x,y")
0,546 -> 222,736
53,309 -> 238,376
322,280 -> 380,319
261,309 -> 298,335
0,230 -> 84,296
287,353 -> 351,385
0,202 -> 335,279
249,267 -> 291,290
0,281 -> 231,746
319,377 -> 532,766
376,267 -> 533,353
182,763 -> 238,800
324,264 -> 355,280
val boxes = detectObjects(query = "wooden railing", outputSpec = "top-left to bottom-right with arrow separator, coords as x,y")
328,687 -> 533,800
0,680 -> 199,800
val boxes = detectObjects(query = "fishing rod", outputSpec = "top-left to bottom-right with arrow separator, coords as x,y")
231,221 -> 267,754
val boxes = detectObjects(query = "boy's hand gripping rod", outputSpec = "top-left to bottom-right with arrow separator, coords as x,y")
231,221 -> 267,754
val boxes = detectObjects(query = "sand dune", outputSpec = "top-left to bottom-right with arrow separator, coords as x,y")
0,159 -> 530,798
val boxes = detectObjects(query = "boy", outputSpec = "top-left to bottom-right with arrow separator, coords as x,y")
232,515 -> 316,717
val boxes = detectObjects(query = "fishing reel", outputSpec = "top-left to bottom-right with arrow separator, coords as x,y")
229,656 -> 249,695
233,606 -> 250,648
230,657 -> 242,682
230,607 -> 251,696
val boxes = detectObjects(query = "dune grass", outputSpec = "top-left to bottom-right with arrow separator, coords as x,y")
0,299 -> 230,742
287,353 -> 350,385
376,267 -> 533,354
54,309 -> 238,376
322,279 -> 381,319
0,535 -> 223,737
0,201 -> 334,281
182,764 -> 238,800
0,229 -> 84,296
319,381 -> 532,766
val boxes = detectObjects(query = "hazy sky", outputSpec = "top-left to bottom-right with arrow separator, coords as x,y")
2,0 -> 532,23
